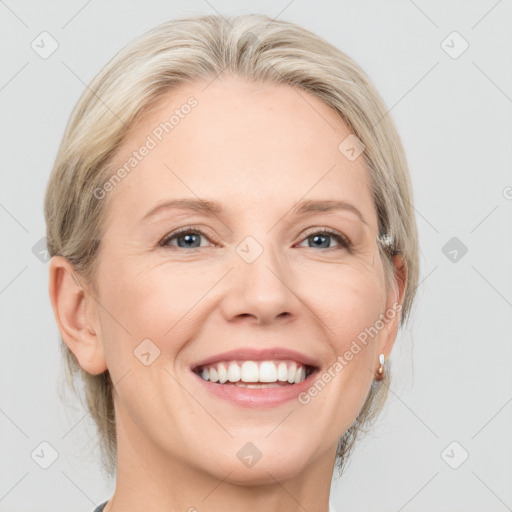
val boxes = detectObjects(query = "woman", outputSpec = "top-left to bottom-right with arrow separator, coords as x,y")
45,13 -> 418,512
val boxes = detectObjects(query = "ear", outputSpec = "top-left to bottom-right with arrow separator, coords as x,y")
48,255 -> 107,375
378,253 -> 407,359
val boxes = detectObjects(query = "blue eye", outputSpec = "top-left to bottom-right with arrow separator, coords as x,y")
298,229 -> 352,251
159,227 -> 352,251
160,228 -> 210,249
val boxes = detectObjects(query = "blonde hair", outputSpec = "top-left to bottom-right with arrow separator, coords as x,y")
45,13 -> 419,478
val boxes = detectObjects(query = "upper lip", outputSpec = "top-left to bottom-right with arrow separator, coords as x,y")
191,347 -> 320,370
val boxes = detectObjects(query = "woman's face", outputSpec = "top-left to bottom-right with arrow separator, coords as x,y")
88,75 -> 401,483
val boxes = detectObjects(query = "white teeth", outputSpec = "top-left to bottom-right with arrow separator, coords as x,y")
227,362 -> 240,382
196,359 -> 311,384
258,361 -> 277,382
217,362 -> 228,383
241,361 -> 259,382
287,362 -> 297,384
209,367 -> 219,383
277,361 -> 288,381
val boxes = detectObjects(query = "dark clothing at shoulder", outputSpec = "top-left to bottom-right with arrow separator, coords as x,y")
93,501 -> 108,512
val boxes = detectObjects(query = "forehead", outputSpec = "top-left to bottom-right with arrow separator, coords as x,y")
104,75 -> 376,229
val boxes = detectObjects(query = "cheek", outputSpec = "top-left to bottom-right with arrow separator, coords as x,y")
299,265 -> 385,401
97,259 -> 208,359
299,262 -> 386,342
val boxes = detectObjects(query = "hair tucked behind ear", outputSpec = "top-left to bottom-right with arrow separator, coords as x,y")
45,12 -> 419,477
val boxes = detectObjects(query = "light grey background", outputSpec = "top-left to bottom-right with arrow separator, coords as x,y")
1,1 -> 511,511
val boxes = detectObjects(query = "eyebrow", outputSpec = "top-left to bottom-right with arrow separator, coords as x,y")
141,198 -> 368,226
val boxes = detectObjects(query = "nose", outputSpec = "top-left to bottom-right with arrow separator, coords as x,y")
220,236 -> 299,326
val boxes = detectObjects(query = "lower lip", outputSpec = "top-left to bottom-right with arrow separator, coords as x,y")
192,370 -> 318,408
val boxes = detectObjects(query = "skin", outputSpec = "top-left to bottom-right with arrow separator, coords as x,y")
49,75 -> 406,512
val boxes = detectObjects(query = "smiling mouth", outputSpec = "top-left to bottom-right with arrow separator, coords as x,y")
192,359 -> 317,386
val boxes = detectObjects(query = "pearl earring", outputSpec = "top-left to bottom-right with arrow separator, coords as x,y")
377,353 -> 385,375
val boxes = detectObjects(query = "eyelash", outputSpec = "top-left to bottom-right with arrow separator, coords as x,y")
158,226 -> 353,252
